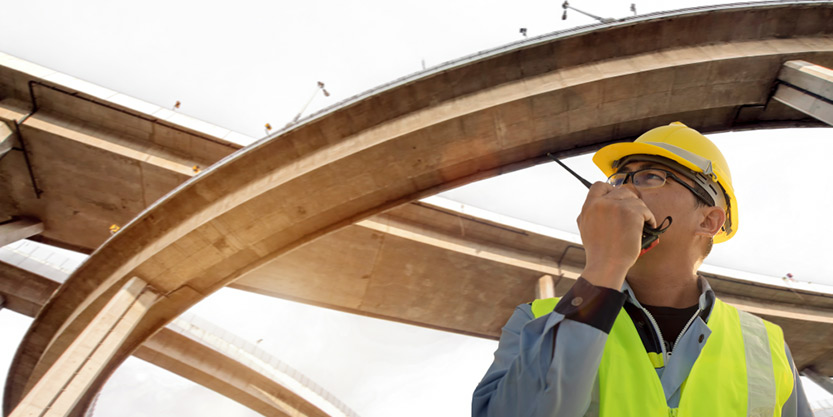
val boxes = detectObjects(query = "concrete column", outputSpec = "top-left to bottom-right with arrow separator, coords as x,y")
803,367 -> 833,395
0,218 -> 44,248
9,277 -> 158,417
774,60 -> 833,126
0,122 -> 12,158
536,275 -> 555,299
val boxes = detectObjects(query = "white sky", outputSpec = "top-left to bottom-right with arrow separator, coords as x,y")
1,0 -> 832,416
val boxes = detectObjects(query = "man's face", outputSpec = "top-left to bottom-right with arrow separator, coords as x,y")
614,160 -> 703,246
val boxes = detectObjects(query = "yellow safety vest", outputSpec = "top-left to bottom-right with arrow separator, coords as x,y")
531,298 -> 793,417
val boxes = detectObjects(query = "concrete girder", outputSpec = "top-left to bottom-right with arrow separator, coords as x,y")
0,260 -> 59,318
0,99 -> 211,253
10,277 -> 159,417
778,61 -> 833,104
16,107 -> 201,178
6,2 -> 833,415
135,317 -> 352,417
536,275 -> 557,300
774,60 -> 833,125
132,327 -> 340,417
0,65 -> 242,167
0,218 -> 44,248
0,261 -> 350,417
232,202 -> 587,337
0,121 -> 12,158
0,89 -> 239,253
231,201 -> 833,374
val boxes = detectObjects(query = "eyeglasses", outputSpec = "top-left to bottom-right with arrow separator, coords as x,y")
607,168 -> 714,206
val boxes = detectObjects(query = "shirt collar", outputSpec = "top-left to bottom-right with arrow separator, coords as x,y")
621,275 -> 716,321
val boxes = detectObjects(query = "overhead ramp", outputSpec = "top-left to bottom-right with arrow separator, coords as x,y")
0,260 -> 356,417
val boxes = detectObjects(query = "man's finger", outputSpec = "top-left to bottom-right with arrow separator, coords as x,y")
586,181 -> 613,198
604,186 -> 640,200
637,203 -> 657,228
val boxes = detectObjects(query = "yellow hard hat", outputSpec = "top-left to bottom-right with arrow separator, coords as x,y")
592,122 -> 737,243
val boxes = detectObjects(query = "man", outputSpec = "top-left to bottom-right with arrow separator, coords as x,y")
472,122 -> 813,416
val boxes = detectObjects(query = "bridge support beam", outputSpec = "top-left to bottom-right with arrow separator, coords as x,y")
536,275 -> 556,300
9,277 -> 158,417
802,367 -> 833,395
0,218 -> 44,248
774,60 -> 833,126
0,261 -> 60,318
0,122 -> 12,159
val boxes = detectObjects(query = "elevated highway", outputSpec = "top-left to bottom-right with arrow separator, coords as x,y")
0,260 -> 355,417
1,2 -> 832,415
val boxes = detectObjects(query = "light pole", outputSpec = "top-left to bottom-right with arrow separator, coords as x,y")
561,1 -> 620,23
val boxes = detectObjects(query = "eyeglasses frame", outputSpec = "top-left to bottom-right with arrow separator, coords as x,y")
607,168 -> 715,207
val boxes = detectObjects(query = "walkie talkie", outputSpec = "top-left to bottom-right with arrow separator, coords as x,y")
546,153 -> 671,256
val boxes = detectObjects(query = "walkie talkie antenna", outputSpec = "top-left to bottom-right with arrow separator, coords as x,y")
546,153 -> 592,189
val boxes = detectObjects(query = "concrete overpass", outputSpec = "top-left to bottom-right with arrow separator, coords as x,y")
0,260 -> 357,417
1,1 -> 833,415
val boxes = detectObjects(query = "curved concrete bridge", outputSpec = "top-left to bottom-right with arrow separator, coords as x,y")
3,2 -> 833,415
0,261 -> 357,417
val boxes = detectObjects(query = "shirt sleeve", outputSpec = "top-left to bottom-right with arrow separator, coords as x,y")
471,278 -> 626,417
781,343 -> 814,417
554,277 -> 627,333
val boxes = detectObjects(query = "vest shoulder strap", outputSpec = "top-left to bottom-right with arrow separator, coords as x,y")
531,297 -> 560,318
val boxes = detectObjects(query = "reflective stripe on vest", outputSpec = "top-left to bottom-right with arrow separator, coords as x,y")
530,297 -> 793,416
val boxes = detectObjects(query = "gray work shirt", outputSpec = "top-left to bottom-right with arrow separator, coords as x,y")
472,277 -> 813,417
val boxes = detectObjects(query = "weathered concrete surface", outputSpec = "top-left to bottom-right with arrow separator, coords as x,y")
0,218 -> 44,248
775,60 -> 833,125
778,60 -> 833,103
233,202 -> 585,337
4,2 -> 833,415
10,278 -> 158,417
133,330 -> 328,417
134,317 -> 351,417
0,122 -> 12,158
0,262 -> 349,417
231,201 -> 833,375
0,61 -> 245,253
0,261 -> 59,318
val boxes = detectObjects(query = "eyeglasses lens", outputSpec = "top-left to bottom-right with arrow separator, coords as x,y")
607,175 -> 626,187
607,169 -> 668,189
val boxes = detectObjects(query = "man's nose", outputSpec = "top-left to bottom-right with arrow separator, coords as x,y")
620,179 -> 641,196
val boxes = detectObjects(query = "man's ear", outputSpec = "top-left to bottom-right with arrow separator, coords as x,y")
695,206 -> 726,237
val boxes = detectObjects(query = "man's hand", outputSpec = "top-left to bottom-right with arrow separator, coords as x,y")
577,182 -> 657,290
